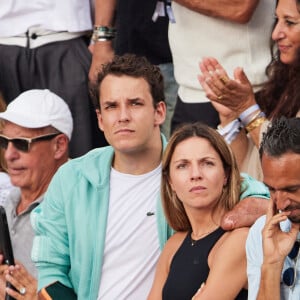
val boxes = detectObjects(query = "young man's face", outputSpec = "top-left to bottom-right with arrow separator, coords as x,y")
97,74 -> 165,155
262,152 -> 300,223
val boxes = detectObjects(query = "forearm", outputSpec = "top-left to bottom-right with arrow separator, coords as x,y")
94,0 -> 116,27
89,0 -> 116,80
173,0 -> 259,23
257,262 -> 282,300
247,125 -> 262,148
230,130 -> 249,168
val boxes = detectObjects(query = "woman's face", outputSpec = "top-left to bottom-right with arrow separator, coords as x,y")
272,0 -> 300,64
168,137 -> 227,212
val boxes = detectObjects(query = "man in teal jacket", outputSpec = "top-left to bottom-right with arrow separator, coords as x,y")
32,54 -> 269,300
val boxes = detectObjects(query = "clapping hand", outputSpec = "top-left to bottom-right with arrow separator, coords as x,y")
198,57 -> 256,118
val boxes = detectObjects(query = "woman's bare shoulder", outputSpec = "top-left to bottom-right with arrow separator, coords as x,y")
163,231 -> 188,254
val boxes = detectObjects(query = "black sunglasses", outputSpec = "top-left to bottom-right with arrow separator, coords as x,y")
0,133 -> 61,152
282,240 -> 300,288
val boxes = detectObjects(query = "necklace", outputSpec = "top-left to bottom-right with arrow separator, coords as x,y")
191,226 -> 219,246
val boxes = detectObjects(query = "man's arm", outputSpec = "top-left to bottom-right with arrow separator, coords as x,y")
256,199 -> 299,300
257,263 -> 282,300
89,0 -> 116,81
173,0 -> 260,23
221,173 -> 270,230
31,171 -> 73,294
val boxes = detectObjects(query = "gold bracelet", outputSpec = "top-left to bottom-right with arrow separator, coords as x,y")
245,117 -> 267,133
243,110 -> 261,126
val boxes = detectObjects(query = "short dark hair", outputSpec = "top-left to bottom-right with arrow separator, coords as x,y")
259,117 -> 300,159
90,54 -> 165,110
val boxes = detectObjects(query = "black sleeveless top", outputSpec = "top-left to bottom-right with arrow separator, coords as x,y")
162,227 -> 248,300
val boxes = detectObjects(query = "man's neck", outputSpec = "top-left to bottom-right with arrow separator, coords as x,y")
17,187 -> 45,215
113,137 -> 163,175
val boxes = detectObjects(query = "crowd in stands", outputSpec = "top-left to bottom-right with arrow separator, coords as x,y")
0,0 -> 299,299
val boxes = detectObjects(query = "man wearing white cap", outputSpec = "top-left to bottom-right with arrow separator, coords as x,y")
0,89 -> 73,299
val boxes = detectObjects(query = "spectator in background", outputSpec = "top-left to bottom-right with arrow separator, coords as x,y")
0,93 -> 12,205
0,1 -> 108,158
169,0 -> 273,132
90,0 -> 178,138
198,0 -> 300,181
0,89 -> 72,299
0,148 -> 12,206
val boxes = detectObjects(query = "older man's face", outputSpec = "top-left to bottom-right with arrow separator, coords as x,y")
262,152 -> 300,223
2,122 -> 59,195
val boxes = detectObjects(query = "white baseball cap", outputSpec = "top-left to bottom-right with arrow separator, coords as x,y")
0,89 -> 73,139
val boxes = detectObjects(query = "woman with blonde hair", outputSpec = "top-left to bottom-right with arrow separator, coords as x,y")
148,122 -> 248,300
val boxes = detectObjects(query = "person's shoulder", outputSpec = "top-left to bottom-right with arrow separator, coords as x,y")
210,228 -> 248,269
246,215 -> 267,253
160,231 -> 187,267
227,227 -> 249,239
51,146 -> 114,187
221,227 -> 249,250
250,215 -> 267,233
60,146 -> 114,171
164,232 -> 187,254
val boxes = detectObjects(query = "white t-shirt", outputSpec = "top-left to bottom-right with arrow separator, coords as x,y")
169,0 -> 274,103
0,0 -> 93,37
97,164 -> 162,299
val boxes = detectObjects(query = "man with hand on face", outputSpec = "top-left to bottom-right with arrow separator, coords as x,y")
0,89 -> 72,300
246,117 -> 300,300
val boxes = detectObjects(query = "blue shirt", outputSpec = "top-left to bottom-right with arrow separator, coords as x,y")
246,216 -> 300,300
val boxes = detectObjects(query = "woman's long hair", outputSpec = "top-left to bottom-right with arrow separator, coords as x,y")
161,123 -> 242,232
257,0 -> 300,119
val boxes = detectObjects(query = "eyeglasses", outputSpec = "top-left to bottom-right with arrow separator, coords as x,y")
282,240 -> 300,288
0,133 -> 61,152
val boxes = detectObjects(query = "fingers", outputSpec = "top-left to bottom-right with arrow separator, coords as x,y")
197,74 -> 217,101
266,198 -> 277,222
5,264 -> 36,286
4,264 -> 37,300
233,67 -> 250,85
0,264 -> 8,276
263,211 -> 289,240
199,58 -> 231,101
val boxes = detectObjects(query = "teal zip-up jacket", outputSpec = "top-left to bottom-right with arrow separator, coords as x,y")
31,135 -> 171,300
31,135 -> 269,300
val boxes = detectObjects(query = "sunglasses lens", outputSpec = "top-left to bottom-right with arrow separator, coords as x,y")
283,267 -> 295,286
13,139 -> 29,152
0,136 -> 8,149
